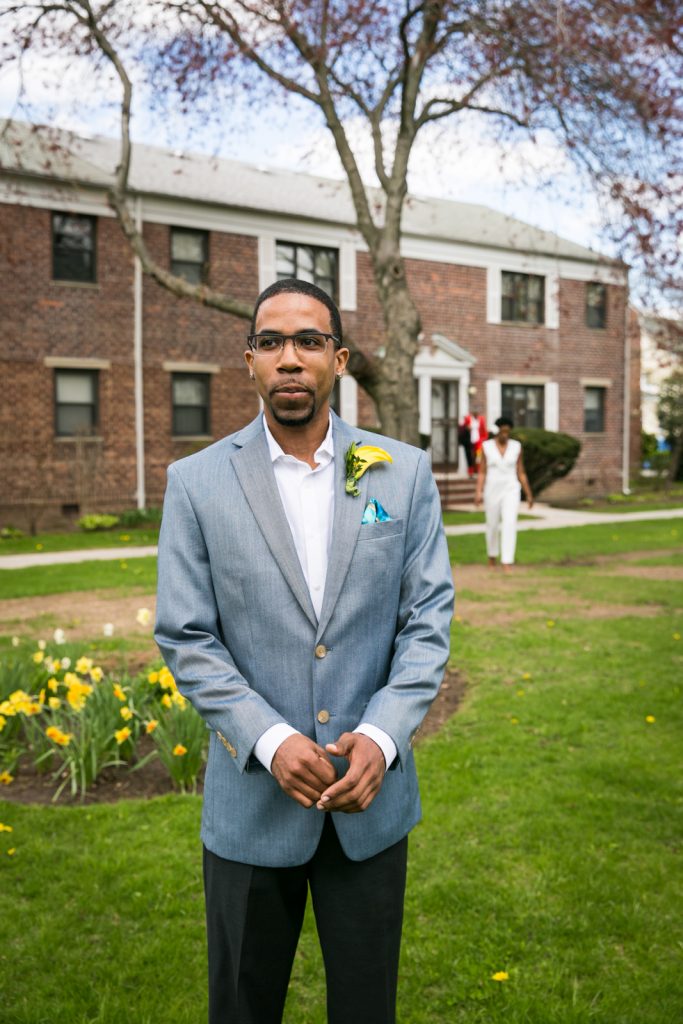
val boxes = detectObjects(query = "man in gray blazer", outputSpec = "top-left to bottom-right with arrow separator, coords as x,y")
155,278 -> 454,1024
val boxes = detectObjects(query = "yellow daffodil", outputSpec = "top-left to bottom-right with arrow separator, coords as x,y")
63,671 -> 78,686
48,697 -> 61,710
46,726 -> 72,747
115,726 -> 131,745
173,744 -> 188,756
0,715 -> 6,732
90,666 -> 104,683
75,656 -> 93,675
66,680 -> 93,711
147,670 -> 159,685
145,720 -> 159,734
113,683 -> 127,702
158,667 -> 176,691
0,822 -> 13,832
0,771 -> 13,785
172,691 -> 188,709
344,442 -> 393,496
491,971 -> 509,982
32,650 -> 45,664
161,694 -> 173,710
120,706 -> 133,721
47,678 -> 59,692
6,690 -> 41,716
7,848 -> 16,856
645,715 -> 656,724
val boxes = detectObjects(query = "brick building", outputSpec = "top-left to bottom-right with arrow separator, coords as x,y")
0,121 -> 636,528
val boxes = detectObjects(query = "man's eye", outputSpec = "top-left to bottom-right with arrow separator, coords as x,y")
258,335 -> 281,350
297,334 -> 325,350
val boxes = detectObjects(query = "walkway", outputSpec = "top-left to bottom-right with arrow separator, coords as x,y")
0,506 -> 682,569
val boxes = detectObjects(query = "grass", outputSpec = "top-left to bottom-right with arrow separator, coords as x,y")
2,522 -> 682,1022
0,557 -> 157,600
0,528 -> 159,557
448,518 -> 683,565
443,511 -> 536,526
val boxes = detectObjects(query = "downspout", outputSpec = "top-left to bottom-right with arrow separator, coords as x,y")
622,278 -> 631,495
134,196 -> 146,509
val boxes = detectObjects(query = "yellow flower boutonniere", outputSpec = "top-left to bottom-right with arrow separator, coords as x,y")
344,442 -> 393,496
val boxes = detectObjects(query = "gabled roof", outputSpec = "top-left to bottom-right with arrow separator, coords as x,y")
0,119 -> 611,263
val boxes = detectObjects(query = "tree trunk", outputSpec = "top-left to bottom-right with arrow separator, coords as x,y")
371,254 -> 422,446
666,430 -> 683,491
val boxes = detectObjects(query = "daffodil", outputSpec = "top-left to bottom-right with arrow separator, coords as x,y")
491,971 -> 509,982
173,744 -> 188,756
113,683 -> 127,702
90,666 -> 103,683
136,608 -> 152,626
32,651 -> 45,664
645,715 -> 656,724
158,667 -> 176,691
46,726 -> 73,746
53,628 -> 66,645
48,697 -> 61,710
0,715 -> 6,732
66,679 -> 93,711
0,771 -> 13,785
0,822 -> 13,832
161,694 -> 172,710
147,670 -> 159,685
75,656 -> 93,675
115,726 -> 131,745
145,719 -> 159,734
120,706 -> 133,721
47,678 -> 59,692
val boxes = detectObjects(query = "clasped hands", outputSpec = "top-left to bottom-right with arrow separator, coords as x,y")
271,732 -> 385,814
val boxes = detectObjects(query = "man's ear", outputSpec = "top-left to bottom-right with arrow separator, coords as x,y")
335,347 -> 350,376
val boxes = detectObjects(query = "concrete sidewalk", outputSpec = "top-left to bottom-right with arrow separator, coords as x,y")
444,503 -> 683,536
0,506 -> 681,569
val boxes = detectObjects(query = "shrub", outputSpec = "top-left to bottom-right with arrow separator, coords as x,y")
511,427 -> 581,496
0,525 -> 24,540
78,514 -> 120,532
117,507 -> 163,528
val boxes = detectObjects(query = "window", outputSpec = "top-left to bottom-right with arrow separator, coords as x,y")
276,242 -> 338,300
584,387 -> 606,432
501,272 -> 545,324
55,369 -> 98,436
171,228 -> 208,284
52,213 -> 96,282
586,282 -> 607,329
172,373 -> 210,436
501,384 -> 545,428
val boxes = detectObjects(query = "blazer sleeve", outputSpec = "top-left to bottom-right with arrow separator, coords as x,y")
154,463 -> 290,773
358,451 -> 454,765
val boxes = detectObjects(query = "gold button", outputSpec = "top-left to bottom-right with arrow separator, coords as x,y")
315,644 -> 327,659
317,709 -> 330,724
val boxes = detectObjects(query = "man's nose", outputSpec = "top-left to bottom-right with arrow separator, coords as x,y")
276,337 -> 303,367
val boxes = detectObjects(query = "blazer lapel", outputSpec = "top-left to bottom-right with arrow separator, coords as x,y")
231,420 -> 318,629
316,416 -> 367,639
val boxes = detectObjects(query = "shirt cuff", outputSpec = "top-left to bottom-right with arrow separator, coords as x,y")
354,724 -> 397,773
253,723 -> 299,773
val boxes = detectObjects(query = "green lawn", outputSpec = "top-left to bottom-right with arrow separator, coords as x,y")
2,522 -> 682,1022
0,528 -> 159,557
0,557 -> 158,600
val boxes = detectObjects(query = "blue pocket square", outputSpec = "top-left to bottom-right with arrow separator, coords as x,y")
361,498 -> 392,525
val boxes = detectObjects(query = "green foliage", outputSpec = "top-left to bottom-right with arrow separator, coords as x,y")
0,524 -> 24,540
116,507 -> 163,528
641,430 -> 658,464
511,427 -> 581,496
78,513 -> 121,532
148,701 -> 208,793
0,556 -> 158,599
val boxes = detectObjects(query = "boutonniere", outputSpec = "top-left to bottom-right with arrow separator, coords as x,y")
344,442 -> 393,496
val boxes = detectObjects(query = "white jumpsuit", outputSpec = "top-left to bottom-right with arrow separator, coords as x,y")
483,437 -> 522,565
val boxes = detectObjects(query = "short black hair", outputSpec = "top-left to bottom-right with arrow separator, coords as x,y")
251,278 -> 343,346
495,416 -> 514,429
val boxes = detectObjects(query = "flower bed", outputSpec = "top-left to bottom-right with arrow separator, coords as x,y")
0,637 -> 207,800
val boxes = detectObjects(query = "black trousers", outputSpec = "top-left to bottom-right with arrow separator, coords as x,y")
203,816 -> 408,1024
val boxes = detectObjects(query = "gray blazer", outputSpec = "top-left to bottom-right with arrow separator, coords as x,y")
154,412 -> 454,866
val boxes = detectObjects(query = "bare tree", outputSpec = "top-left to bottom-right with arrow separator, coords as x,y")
2,0 -> 681,442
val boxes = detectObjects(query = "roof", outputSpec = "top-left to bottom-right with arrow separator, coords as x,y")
0,119 -> 610,263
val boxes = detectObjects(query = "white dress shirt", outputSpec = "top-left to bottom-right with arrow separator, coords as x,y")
252,415 -> 397,773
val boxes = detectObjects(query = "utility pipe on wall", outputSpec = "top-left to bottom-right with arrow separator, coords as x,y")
134,197 -> 146,510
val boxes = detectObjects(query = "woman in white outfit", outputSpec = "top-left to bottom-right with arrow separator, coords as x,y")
475,417 -> 534,571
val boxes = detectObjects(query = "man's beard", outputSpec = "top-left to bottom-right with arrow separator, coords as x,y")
270,404 -> 317,428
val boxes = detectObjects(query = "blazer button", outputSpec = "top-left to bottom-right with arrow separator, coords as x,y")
317,709 -> 330,724
315,644 -> 327,659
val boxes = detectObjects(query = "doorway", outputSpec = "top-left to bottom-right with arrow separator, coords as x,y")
430,380 -> 459,469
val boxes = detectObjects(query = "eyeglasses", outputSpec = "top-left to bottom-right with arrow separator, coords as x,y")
247,332 -> 339,355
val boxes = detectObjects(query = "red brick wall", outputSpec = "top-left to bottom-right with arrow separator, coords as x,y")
0,200 -> 631,527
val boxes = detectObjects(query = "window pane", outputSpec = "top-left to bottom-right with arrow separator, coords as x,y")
276,244 -> 296,278
297,246 -> 315,277
53,214 -> 96,282
584,387 -> 605,431
172,230 -> 206,263
56,372 -> 95,403
174,407 -> 207,435
57,405 -> 95,435
173,376 -> 207,406
586,283 -> 606,328
171,261 -> 203,285
275,242 -> 338,298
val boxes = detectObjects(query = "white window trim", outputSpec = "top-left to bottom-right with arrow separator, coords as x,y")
163,361 -> 220,374
44,356 -> 110,369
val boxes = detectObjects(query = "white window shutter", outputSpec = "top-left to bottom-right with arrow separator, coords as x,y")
545,272 -> 560,329
486,266 -> 501,324
486,379 -> 502,425
258,235 -> 277,292
339,241 -> 357,311
545,382 -> 559,431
